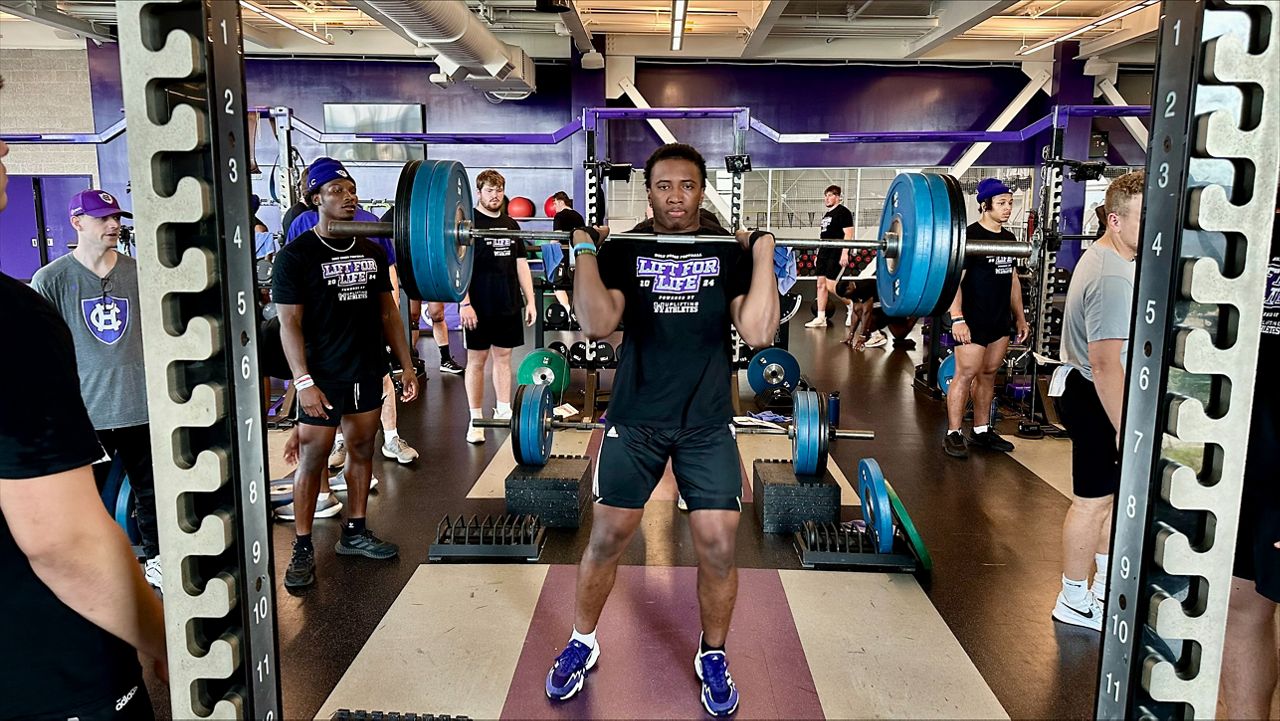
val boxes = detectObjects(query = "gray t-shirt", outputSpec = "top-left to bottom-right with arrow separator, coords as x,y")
1059,244 -> 1135,381
30,253 -> 148,429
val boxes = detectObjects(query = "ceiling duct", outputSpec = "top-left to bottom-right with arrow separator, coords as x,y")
351,0 -> 536,93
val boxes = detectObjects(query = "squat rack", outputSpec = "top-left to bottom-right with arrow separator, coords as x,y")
104,1 -> 1276,718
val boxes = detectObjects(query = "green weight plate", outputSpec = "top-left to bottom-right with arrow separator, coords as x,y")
938,353 -> 956,396
512,384 -> 553,466
875,173 -> 936,317
410,159 -> 474,302
746,347 -> 801,395
857,458 -> 894,554
933,174 -> 968,318
518,349 -> 569,395
393,160 -> 425,300
885,477 -> 933,577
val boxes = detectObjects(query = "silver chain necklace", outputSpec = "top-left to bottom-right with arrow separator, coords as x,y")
318,233 -> 355,253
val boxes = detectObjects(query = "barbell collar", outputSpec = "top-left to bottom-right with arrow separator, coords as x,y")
329,219 -> 1029,260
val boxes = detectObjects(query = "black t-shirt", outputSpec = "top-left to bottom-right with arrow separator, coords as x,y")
470,211 -> 527,318
1256,214 -> 1280,409
959,222 -> 1018,326
271,230 -> 392,383
280,200 -> 309,238
818,204 -> 853,262
597,223 -> 753,428
553,207 -> 585,232
0,273 -> 141,718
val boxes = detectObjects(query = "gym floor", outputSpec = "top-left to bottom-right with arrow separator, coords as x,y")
146,312 -> 1097,720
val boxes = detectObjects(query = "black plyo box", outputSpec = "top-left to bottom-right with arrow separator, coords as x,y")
752,459 -> 840,534
505,455 -> 592,528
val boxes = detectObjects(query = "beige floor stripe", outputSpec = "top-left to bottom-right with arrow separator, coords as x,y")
780,570 -> 1008,720
1006,435 -> 1074,499
315,564 -> 549,720
466,430 -> 594,499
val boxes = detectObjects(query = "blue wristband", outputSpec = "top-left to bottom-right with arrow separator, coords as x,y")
573,242 -> 597,257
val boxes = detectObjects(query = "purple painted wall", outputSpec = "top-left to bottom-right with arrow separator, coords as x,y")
610,62 -> 1055,168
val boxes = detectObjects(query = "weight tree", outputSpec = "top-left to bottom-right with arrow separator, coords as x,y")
112,1 -> 1277,718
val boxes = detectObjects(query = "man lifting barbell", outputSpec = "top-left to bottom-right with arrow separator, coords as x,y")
942,178 -> 1030,459
541,143 -> 780,717
271,159 -> 419,589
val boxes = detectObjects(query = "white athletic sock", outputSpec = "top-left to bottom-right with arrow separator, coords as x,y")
947,429 -> 963,436
973,424 -> 989,435
384,428 -> 399,442
570,627 -> 597,649
497,401 -> 512,415
1092,554 -> 1110,598
469,408 -> 483,421
1062,575 -> 1089,606
334,432 -> 344,443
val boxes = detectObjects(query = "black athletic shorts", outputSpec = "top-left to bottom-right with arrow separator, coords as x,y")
294,376 -> 384,427
594,422 -> 742,512
815,248 -> 843,280
1054,369 -> 1120,499
1234,383 -> 1280,602
847,278 -> 876,303
52,676 -> 153,721
464,312 -> 525,351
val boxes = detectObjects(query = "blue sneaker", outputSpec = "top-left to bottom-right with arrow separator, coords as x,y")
545,639 -> 599,701
695,647 -> 740,716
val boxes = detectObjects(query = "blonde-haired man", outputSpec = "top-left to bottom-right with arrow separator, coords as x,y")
1051,169 -> 1145,630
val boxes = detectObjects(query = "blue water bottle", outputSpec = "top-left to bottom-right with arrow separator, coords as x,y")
827,392 -> 841,428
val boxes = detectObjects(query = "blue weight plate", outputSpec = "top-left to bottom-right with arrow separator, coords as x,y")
746,347 -> 801,395
938,353 -> 956,396
921,174 -> 957,320
858,458 -> 895,554
418,159 -> 474,302
515,383 -> 552,466
407,159 -> 442,302
792,390 -> 821,476
875,173 -> 936,317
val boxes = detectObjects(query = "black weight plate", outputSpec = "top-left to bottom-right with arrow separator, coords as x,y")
568,341 -> 588,367
393,160 -> 424,300
547,341 -> 568,357
545,303 -> 569,329
932,173 -> 968,318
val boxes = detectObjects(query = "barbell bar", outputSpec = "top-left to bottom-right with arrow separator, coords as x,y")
324,159 -> 1030,317
479,384 -> 867,475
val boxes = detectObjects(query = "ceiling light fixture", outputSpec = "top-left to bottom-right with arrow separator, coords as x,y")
670,0 -> 687,51
239,0 -> 333,45
1018,0 -> 1156,56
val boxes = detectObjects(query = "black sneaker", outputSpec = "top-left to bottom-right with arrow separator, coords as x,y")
440,357 -> 464,375
335,529 -> 399,559
970,430 -> 1015,452
943,432 -> 968,459
284,542 -> 315,589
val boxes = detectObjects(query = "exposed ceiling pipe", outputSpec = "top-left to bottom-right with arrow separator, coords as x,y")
350,0 -> 536,92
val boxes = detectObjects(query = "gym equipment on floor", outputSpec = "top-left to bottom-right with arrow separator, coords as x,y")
426,514 -> 545,563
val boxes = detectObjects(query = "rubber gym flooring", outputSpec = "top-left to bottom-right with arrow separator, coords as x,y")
145,314 -> 1099,720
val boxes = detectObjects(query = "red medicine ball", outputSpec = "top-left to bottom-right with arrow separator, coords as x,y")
508,196 -> 535,218
544,195 -> 558,218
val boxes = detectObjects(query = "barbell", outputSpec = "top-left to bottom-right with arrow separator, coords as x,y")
326,159 -> 1031,317
475,384 -> 870,475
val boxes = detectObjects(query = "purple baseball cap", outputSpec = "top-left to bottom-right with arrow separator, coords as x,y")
69,189 -> 132,219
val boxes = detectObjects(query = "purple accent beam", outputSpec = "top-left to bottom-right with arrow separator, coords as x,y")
585,106 -> 750,133
1,118 -> 127,145
356,120 -> 582,145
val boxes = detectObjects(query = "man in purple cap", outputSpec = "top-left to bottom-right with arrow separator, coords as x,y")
272,156 -> 418,589
31,189 -> 167,590
942,177 -> 1029,459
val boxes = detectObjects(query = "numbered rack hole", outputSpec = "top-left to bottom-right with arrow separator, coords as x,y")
241,331 -> 250,347
1143,341 -> 1152,357
1118,593 -> 1127,611
1163,136 -> 1172,152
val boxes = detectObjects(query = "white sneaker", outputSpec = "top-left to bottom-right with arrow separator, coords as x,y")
493,406 -> 513,421
804,316 -> 829,328
466,426 -> 485,445
143,557 -> 162,590
274,492 -> 343,521
1052,591 -> 1103,631
865,330 -> 889,348
845,307 -> 854,327
328,468 -> 379,493
382,436 -> 419,463
328,439 -> 347,468
677,495 -> 689,511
